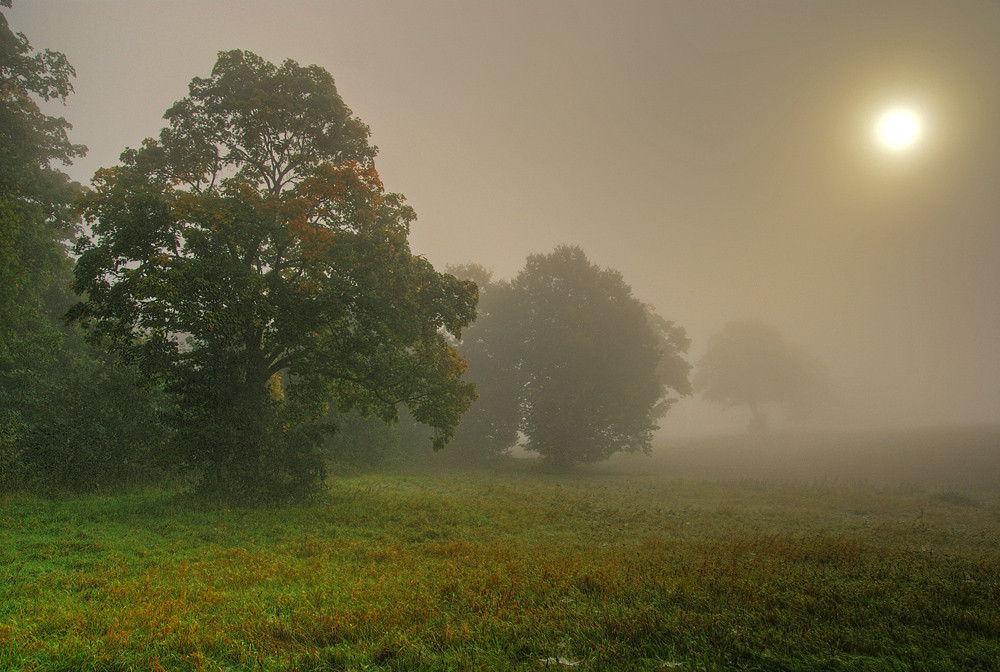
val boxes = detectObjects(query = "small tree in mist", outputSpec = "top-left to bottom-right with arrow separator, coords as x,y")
450,247 -> 691,468
694,321 -> 830,432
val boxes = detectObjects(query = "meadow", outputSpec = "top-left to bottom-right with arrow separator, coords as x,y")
2,428 -> 999,671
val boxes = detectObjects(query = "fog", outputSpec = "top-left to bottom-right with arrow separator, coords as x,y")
12,0 -> 1000,435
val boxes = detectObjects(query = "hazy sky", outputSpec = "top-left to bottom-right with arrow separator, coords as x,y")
11,1 -> 1000,433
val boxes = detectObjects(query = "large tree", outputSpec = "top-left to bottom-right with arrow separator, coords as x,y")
69,51 -> 477,499
694,320 -> 830,432
451,247 -> 691,467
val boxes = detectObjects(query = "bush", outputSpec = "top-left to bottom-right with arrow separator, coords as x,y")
324,407 -> 437,471
5,348 -> 169,493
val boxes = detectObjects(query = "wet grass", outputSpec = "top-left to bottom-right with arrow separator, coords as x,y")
2,466 -> 999,671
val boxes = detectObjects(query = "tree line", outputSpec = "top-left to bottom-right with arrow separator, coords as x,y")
1,4 -> 828,502
1,1 -> 167,493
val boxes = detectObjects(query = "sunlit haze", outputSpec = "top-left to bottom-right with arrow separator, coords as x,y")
10,0 -> 999,435
877,108 -> 922,150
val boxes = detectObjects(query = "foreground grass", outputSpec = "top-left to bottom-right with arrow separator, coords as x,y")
2,469 -> 999,671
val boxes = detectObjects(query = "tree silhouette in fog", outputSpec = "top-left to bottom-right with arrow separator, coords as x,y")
695,321 -> 829,432
445,264 -> 524,464
452,246 -> 691,468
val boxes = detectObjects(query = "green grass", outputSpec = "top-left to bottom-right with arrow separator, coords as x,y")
2,458 -> 1000,670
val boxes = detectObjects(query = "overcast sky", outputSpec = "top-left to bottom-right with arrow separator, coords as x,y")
11,1 -> 1000,433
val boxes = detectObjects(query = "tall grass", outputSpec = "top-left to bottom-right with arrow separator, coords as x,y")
2,465 -> 999,671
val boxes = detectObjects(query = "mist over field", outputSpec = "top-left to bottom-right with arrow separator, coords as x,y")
10,0 -> 1000,437
608,426 -> 1000,493
4,3 -> 1000,667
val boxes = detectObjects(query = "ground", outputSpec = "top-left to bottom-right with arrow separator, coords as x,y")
2,428 -> 999,671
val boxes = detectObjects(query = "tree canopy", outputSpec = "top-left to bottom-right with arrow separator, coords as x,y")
69,50 -> 478,499
694,320 -> 830,432
0,0 -> 84,345
451,246 -> 691,467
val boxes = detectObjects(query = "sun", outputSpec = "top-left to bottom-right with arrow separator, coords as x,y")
876,107 -> 922,150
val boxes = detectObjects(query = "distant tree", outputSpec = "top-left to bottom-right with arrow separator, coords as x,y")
69,50 -> 478,500
694,321 -> 830,432
445,264 -> 524,463
452,247 -> 691,468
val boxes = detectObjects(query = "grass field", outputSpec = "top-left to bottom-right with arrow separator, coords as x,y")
2,428 -> 1000,671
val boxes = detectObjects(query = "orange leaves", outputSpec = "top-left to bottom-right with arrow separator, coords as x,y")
286,160 -> 385,260
89,166 -> 119,193
220,180 -> 260,203
307,160 -> 384,198
170,192 -> 211,228
444,346 -> 469,378
418,342 -> 469,380
267,372 -> 285,402
288,217 -> 337,264
298,160 -> 385,216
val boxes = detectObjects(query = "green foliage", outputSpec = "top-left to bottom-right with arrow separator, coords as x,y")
1,468 -> 998,670
0,3 -> 166,494
695,320 -> 831,432
324,406 -> 433,470
0,2 -> 85,458
9,345 -> 169,493
69,50 -> 478,501
445,265 -> 524,464
451,247 -> 691,467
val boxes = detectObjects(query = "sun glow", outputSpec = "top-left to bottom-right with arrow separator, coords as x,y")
876,107 -> 922,150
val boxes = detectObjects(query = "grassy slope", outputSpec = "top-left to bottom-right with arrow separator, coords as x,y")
2,435 -> 1000,671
